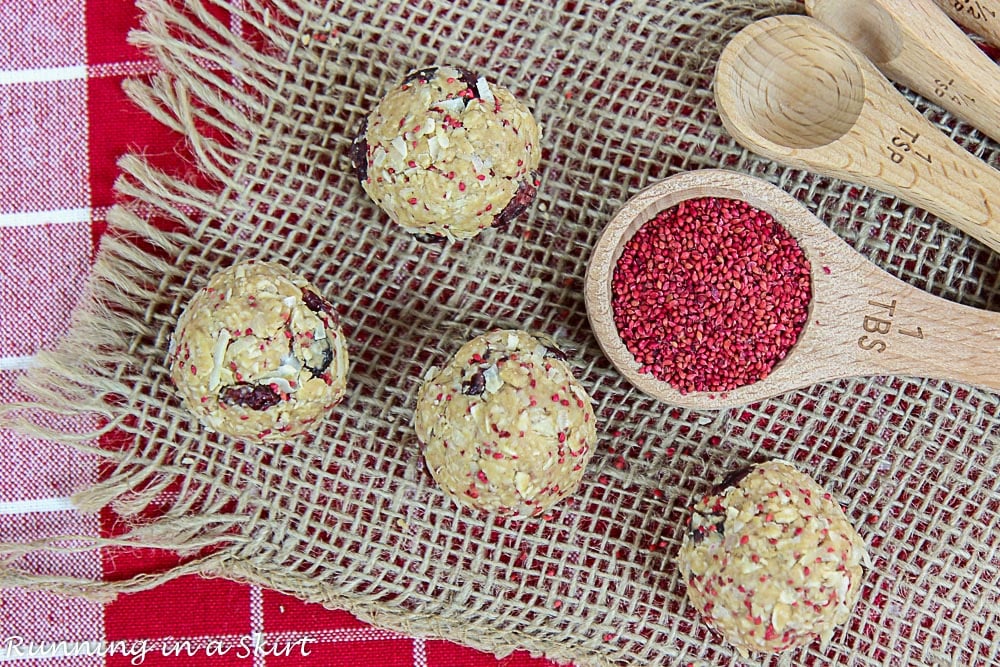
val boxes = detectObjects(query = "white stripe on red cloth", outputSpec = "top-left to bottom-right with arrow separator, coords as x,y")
413,638 -> 428,667
250,585 -> 266,667
0,61 -> 161,86
0,496 -> 75,516
0,355 -> 36,371
0,208 -> 91,228
0,65 -> 88,85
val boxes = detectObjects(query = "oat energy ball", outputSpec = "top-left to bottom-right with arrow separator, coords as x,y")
678,460 -> 868,656
350,65 -> 542,242
167,261 -> 349,442
414,330 -> 596,518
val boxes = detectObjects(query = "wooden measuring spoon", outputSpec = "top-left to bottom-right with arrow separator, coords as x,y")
714,14 -> 1000,255
930,0 -> 1000,50
584,169 -> 1000,410
806,0 -> 1000,145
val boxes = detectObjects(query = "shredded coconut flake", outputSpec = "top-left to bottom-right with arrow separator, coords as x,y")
476,77 -> 495,106
391,136 -> 408,158
208,328 -> 231,391
483,365 -> 503,393
276,354 -> 303,377
470,153 -> 485,173
439,97 -> 466,115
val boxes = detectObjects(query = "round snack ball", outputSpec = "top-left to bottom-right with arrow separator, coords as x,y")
678,460 -> 868,656
414,329 -> 596,518
350,65 -> 542,242
167,261 -> 349,442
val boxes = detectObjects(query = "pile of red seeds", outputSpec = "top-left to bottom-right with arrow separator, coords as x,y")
611,196 -> 811,394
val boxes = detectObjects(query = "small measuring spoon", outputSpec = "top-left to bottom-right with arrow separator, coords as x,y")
584,169 -> 1000,410
806,0 -> 1000,145
714,14 -> 1000,255
930,0 -> 1000,50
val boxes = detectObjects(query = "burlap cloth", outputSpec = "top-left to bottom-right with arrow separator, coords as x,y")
4,0 -> 1000,665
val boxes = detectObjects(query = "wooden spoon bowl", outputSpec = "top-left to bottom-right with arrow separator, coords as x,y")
714,14 -> 1000,255
584,169 -> 1000,410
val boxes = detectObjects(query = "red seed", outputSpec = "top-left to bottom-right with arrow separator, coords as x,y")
610,197 -> 811,393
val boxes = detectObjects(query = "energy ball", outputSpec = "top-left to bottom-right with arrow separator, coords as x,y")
678,460 -> 868,656
350,65 -> 542,242
414,329 -> 596,518
167,261 -> 349,442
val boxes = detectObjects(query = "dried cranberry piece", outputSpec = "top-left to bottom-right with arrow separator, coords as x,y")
712,466 -> 753,494
492,170 -> 539,229
300,289 -> 340,330
349,116 -> 369,186
462,369 -> 487,396
413,232 -> 447,245
542,344 -> 568,362
221,383 -> 282,410
401,66 -> 440,86
302,288 -> 333,314
454,67 -> 481,103
301,289 -> 324,313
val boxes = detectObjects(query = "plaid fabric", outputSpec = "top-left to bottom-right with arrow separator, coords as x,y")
0,2 -> 560,665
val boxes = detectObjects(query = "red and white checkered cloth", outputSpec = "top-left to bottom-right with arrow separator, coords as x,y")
0,2 -> 559,665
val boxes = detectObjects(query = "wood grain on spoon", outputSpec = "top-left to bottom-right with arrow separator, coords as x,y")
807,0 -> 1000,145
930,0 -> 1000,51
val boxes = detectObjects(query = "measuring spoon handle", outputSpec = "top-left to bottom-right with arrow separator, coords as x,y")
808,0 -> 1000,145
845,265 -> 1000,390
845,62 -> 1000,254
931,0 -> 1000,49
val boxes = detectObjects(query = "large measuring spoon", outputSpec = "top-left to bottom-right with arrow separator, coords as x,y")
714,14 -> 1000,255
806,0 -> 1000,145
584,169 -> 1000,410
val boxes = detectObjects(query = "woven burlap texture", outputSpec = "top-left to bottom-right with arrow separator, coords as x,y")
4,0 -> 1000,665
